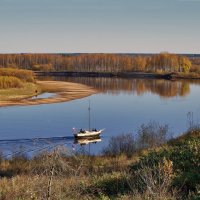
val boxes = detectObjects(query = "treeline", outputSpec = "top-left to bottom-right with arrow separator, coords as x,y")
0,53 -> 194,73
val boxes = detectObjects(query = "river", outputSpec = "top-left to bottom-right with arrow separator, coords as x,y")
0,77 -> 200,156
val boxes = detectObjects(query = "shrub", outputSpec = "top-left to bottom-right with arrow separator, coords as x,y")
137,121 -> 169,149
131,129 -> 200,198
0,68 -> 35,82
86,172 -> 129,197
128,158 -> 177,200
102,121 -> 170,157
102,134 -> 136,157
0,76 -> 23,89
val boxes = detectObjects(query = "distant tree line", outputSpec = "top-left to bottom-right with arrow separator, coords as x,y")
0,53 -> 194,73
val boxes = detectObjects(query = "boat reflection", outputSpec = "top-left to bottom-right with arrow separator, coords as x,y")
74,136 -> 102,146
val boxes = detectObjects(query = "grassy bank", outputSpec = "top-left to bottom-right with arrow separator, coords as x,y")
0,83 -> 40,101
0,128 -> 199,199
0,68 -> 40,101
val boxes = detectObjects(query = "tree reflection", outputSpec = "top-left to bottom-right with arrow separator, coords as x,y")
51,77 -> 198,98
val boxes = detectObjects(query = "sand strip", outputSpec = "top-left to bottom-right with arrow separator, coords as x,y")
0,81 -> 97,107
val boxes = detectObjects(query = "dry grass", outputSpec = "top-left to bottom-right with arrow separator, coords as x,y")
0,83 -> 40,101
0,76 -> 23,89
0,175 -> 90,200
0,68 -> 35,82
0,151 -> 133,200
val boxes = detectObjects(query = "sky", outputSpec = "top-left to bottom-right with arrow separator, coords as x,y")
0,0 -> 200,53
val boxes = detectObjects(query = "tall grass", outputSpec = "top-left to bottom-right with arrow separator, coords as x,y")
0,76 -> 23,89
0,68 -> 35,82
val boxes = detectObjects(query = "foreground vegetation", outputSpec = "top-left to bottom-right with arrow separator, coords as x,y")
0,123 -> 199,200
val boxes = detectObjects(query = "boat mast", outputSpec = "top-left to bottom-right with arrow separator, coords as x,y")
88,100 -> 91,131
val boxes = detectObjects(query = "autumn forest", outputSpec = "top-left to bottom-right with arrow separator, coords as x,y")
0,53 -> 198,73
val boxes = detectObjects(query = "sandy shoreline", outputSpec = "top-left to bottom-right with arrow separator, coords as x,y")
0,81 -> 97,107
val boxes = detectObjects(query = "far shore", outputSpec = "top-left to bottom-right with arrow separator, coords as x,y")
0,81 -> 97,107
34,71 -> 200,80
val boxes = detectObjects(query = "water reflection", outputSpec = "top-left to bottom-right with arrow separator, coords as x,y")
74,136 -> 102,146
39,76 -> 200,98
31,92 -> 55,99
0,135 -> 103,158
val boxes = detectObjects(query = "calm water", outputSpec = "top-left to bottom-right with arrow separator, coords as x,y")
0,77 -> 200,156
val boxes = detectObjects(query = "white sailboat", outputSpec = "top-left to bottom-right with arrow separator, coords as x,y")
72,100 -> 104,138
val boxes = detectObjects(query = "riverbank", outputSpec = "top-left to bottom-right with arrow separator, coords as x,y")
0,128 -> 199,199
0,81 -> 97,107
0,83 -> 40,101
34,71 -> 172,79
34,71 -> 200,79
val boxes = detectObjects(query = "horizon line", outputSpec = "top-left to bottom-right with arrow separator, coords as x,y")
0,52 -> 199,55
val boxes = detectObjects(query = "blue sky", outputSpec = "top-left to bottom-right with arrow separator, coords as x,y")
0,0 -> 199,53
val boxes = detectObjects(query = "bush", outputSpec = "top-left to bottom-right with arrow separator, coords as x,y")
128,158 -> 177,200
86,172 -> 129,197
102,134 -> 136,157
0,76 -> 23,89
131,129 -> 200,199
137,121 -> 169,149
0,68 -> 35,82
102,121 -> 170,157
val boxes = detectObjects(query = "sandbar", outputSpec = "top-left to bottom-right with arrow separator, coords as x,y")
0,81 -> 97,107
